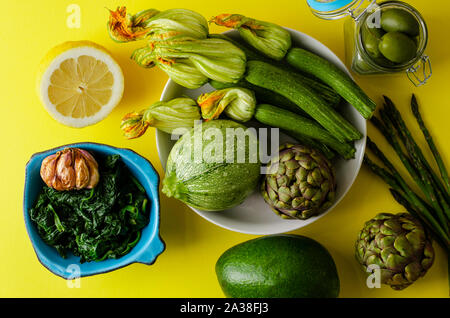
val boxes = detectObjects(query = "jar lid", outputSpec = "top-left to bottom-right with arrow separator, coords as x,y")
306,0 -> 356,13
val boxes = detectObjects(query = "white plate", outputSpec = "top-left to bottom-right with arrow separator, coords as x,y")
156,28 -> 367,235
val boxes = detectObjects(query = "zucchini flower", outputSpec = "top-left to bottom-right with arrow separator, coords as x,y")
210,14 -> 291,60
132,46 -> 209,89
107,7 -> 209,43
197,88 -> 256,122
107,7 -> 160,43
131,37 -> 247,88
120,111 -> 150,139
120,97 -> 201,138
145,9 -> 209,41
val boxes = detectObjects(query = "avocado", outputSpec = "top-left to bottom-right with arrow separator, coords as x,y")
215,235 -> 340,298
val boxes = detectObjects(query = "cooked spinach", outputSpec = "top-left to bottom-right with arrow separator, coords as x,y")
29,154 -> 150,263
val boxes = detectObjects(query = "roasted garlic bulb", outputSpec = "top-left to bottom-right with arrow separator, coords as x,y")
40,148 -> 99,191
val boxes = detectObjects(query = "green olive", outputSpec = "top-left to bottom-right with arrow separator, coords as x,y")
380,8 -> 420,36
372,55 -> 395,68
362,24 -> 385,58
378,31 -> 417,64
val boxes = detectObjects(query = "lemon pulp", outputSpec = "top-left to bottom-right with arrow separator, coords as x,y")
38,41 -> 124,127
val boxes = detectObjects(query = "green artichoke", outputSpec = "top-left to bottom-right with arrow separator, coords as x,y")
261,143 -> 336,220
355,213 -> 435,290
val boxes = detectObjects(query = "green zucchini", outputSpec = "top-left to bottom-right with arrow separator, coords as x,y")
282,129 -> 336,160
209,34 -> 341,107
246,60 -> 362,142
209,79 -> 309,117
286,48 -> 376,119
254,104 -> 356,159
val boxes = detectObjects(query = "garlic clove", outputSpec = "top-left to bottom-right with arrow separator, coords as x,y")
77,149 -> 100,189
55,149 -> 76,190
74,150 -> 90,189
40,153 -> 60,188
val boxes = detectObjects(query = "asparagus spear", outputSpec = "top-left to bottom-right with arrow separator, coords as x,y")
364,154 -> 435,218
411,94 -> 450,193
376,109 -> 450,229
363,155 -> 401,190
383,97 -> 450,220
404,136 -> 449,233
371,113 -> 424,192
366,137 -> 450,246
383,96 -> 449,199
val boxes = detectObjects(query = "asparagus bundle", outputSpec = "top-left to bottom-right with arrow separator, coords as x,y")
364,95 -> 450,250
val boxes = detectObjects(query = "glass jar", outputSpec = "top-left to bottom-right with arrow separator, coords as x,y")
307,0 -> 431,86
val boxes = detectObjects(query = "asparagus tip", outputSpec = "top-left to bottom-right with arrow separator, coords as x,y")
382,95 -> 393,104
411,95 -> 419,113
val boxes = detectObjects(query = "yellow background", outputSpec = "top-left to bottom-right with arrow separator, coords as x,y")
0,0 -> 448,298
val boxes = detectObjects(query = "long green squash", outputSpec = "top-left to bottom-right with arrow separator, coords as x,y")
209,79 -> 309,117
282,129 -> 336,160
209,33 -> 342,107
286,48 -> 376,119
254,104 -> 356,159
246,61 -> 362,142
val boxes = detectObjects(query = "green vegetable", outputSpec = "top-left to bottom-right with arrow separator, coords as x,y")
209,33 -> 342,108
355,213 -> 434,290
162,120 -> 261,211
254,104 -> 356,159
107,7 -> 208,43
371,112 -> 450,230
29,155 -> 149,263
384,96 -> 449,198
132,37 -> 246,88
143,8 -> 209,41
208,33 -> 267,62
364,95 -> 450,252
107,7 -> 161,42
210,75 -> 341,113
286,48 -> 376,119
246,61 -> 362,143
210,14 -> 291,60
282,130 -> 335,160
411,95 -> 450,193
261,143 -> 336,220
365,138 -> 450,247
380,8 -> 420,36
209,79 -> 308,117
361,24 -> 384,59
378,32 -> 417,64
216,235 -> 340,298
197,88 -> 256,122
120,97 -> 201,138
133,47 -> 208,88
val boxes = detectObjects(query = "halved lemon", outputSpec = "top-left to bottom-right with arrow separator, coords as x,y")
38,41 -> 124,128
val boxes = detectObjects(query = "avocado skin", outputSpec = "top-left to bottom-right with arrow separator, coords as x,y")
215,235 -> 340,298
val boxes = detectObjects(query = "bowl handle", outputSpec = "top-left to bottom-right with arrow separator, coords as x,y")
135,236 -> 165,265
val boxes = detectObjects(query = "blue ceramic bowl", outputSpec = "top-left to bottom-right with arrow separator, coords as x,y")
23,142 -> 165,279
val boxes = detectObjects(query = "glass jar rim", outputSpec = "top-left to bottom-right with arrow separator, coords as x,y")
356,1 -> 428,71
308,0 -> 375,20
